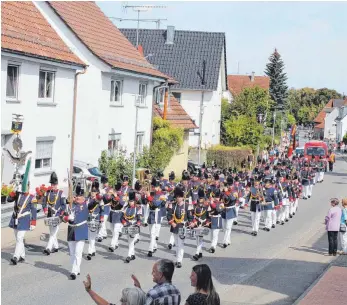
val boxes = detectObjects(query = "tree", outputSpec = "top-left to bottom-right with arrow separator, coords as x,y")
265,49 -> 288,108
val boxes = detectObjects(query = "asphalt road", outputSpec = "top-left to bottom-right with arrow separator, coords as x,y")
2,157 -> 346,305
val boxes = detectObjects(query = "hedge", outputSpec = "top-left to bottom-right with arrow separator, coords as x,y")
206,145 -> 253,169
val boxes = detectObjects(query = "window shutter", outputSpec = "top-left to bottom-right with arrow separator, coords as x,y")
36,141 -> 53,159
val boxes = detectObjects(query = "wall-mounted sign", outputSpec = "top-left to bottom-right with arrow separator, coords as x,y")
11,121 -> 23,134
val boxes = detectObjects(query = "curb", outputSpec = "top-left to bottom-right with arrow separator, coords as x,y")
293,255 -> 347,305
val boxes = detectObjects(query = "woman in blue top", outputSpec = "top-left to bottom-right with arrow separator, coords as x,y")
340,198 -> 347,255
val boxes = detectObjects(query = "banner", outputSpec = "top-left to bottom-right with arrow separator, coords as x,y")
287,124 -> 297,157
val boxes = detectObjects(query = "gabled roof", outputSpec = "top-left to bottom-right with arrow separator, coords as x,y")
227,74 -> 270,96
120,28 -> 227,91
48,1 -> 168,79
1,1 -> 84,66
314,99 -> 347,125
154,95 -> 197,130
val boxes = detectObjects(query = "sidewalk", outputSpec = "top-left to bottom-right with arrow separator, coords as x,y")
295,255 -> 347,305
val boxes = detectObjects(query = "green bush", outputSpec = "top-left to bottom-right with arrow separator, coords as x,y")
206,145 -> 252,169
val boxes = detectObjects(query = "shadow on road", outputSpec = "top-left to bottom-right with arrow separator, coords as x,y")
34,261 -> 71,278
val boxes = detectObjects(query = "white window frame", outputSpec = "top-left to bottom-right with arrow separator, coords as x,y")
138,83 -> 147,106
110,79 -> 123,105
108,133 -> 121,156
38,69 -> 55,101
6,64 -> 20,100
136,132 -> 144,154
35,139 -> 54,170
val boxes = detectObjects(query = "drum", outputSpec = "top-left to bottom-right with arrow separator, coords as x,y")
194,227 -> 210,236
121,225 -> 140,237
178,227 -> 193,239
87,218 -> 101,232
44,216 -> 61,227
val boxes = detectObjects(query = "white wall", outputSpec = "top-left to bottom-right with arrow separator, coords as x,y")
324,108 -> 338,140
1,55 -> 75,192
36,1 -> 160,166
337,116 -> 347,142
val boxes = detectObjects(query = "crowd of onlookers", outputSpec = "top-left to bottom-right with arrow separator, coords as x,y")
325,198 -> 347,256
83,260 -> 220,305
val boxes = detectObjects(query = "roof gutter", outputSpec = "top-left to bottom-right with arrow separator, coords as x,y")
68,67 -> 87,201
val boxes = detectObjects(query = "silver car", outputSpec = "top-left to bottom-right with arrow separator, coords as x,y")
72,160 -> 103,192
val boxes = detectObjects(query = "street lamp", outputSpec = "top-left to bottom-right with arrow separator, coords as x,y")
272,110 -> 276,148
257,112 -> 264,160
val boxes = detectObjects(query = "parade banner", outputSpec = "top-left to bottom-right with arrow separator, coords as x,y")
287,124 -> 297,157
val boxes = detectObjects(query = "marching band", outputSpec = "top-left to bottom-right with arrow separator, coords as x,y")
7,153 -> 328,279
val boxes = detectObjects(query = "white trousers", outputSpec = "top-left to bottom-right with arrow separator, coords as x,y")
196,235 -> 204,255
143,204 -> 149,224
340,231 -> 347,253
68,241 -> 85,275
234,205 -> 240,221
110,223 -> 123,248
169,233 -> 175,246
294,199 -> 299,212
289,200 -> 295,215
251,211 -> 261,232
265,210 -> 274,229
149,224 -> 159,251
174,234 -> 185,263
318,172 -> 324,182
284,205 -> 290,219
98,215 -> 108,238
155,223 -> 162,239
88,228 -> 97,254
210,229 -> 220,248
14,230 -> 26,259
127,235 -> 136,257
308,184 -> 313,197
303,185 -> 309,198
277,207 -> 285,222
47,225 -> 59,250
314,172 -> 319,184
222,218 -> 234,245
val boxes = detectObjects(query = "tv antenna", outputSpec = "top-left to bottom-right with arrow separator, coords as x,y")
120,3 -> 167,47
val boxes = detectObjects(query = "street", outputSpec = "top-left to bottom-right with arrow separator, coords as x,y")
1,157 -> 346,305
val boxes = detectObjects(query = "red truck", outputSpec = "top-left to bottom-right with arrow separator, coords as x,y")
304,141 -> 328,159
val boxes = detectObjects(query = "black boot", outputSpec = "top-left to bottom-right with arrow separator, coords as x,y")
281,221 -> 285,225
87,254 -> 92,260
18,257 -> 25,263
192,254 -> 199,261
272,224 -> 275,229
222,243 -> 227,248
168,243 -> 172,250
209,248 -> 215,254
176,262 -> 182,268
198,253 -> 203,259
108,247 -> 115,252
276,221 -> 280,224
156,237 -> 159,241
97,237 -> 103,242
43,249 -> 51,255
148,251 -> 153,257
11,257 -> 18,265
131,255 -> 136,260
70,273 -> 76,280
125,256 -> 131,263
52,248 -> 59,253
233,220 -> 238,225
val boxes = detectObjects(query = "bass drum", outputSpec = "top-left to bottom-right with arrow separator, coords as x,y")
44,216 -> 61,227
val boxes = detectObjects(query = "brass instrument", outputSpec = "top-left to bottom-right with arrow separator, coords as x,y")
137,168 -> 151,192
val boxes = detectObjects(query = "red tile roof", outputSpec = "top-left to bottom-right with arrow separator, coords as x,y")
1,1 -> 84,66
48,1 -> 168,79
227,74 -> 270,96
154,95 -> 197,130
313,99 -> 335,128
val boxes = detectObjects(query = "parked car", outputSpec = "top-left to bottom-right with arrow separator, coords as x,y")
187,160 -> 201,174
72,160 -> 103,192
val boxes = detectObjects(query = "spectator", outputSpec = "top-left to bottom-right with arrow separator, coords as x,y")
132,259 -> 181,305
328,151 -> 336,171
339,198 -> 347,255
325,198 -> 342,256
186,264 -> 220,305
83,274 -> 146,305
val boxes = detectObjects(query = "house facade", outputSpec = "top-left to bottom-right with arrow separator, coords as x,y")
323,107 -> 338,140
1,2 -> 85,190
336,106 -> 347,142
121,27 -> 228,149
36,1 -> 168,166
153,94 -> 197,177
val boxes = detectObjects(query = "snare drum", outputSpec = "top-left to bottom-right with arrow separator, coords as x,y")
87,219 -> 101,232
121,226 -> 140,237
194,227 -> 210,236
44,216 -> 61,227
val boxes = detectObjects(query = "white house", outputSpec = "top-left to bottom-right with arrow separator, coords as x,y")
324,107 -> 339,140
336,106 -> 347,142
121,27 -> 228,149
1,2 -> 85,190
35,1 -> 169,166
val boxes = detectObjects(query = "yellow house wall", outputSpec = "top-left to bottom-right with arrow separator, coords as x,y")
164,130 -> 189,178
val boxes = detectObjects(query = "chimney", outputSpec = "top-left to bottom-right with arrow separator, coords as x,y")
138,45 -> 144,56
251,71 -> 255,82
166,26 -> 175,45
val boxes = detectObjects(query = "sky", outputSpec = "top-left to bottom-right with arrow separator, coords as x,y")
97,1 -> 347,94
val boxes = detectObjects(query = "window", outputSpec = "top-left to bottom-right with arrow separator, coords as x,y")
138,83 -> 147,106
39,70 -> 55,99
73,166 -> 82,174
35,140 -> 53,169
172,92 -> 181,104
110,80 -> 122,104
108,133 -> 121,156
6,65 -> 19,99
155,88 -> 165,105
136,132 -> 144,154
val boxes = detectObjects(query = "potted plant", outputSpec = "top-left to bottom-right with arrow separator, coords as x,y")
1,184 -> 13,204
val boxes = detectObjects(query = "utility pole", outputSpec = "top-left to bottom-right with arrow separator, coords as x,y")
198,60 -> 206,166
